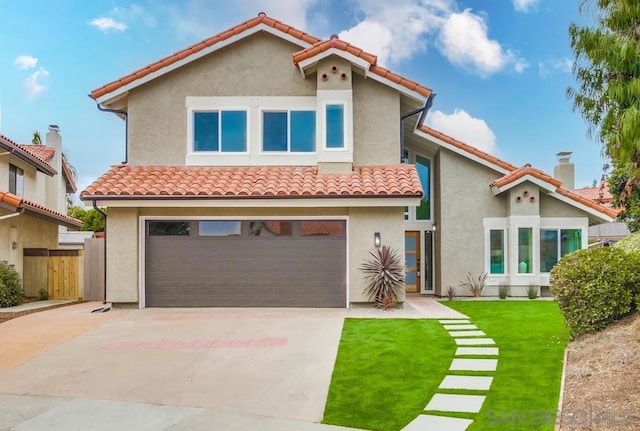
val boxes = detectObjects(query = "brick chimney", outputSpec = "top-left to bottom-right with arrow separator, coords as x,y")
554,151 -> 574,191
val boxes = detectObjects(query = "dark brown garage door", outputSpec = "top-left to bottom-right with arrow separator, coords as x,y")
145,220 -> 346,307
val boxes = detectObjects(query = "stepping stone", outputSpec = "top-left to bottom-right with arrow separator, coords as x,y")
439,375 -> 494,390
455,338 -> 495,345
450,358 -> 498,371
439,319 -> 470,324
425,393 -> 486,413
455,347 -> 499,356
401,414 -> 473,431
444,324 -> 477,330
448,330 -> 486,337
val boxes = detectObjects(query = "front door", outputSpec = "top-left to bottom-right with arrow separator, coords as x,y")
405,231 -> 421,293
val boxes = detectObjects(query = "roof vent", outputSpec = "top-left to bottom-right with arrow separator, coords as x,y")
48,124 -> 60,132
556,151 -> 572,164
329,34 -> 339,40
258,12 -> 267,17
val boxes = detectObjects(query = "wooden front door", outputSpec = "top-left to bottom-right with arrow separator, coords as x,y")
405,231 -> 421,293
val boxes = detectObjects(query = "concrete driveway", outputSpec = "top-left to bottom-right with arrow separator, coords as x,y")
0,303 -> 348,425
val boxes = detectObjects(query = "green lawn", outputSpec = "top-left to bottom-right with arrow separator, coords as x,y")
323,301 -> 569,431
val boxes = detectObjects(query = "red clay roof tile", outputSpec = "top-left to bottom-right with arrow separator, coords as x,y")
491,164 -> 561,189
90,13 -> 321,100
80,165 -> 423,199
0,190 -> 83,228
0,135 -> 56,175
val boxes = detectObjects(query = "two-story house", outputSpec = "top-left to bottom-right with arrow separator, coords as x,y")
82,13 -> 615,308
0,126 -> 83,285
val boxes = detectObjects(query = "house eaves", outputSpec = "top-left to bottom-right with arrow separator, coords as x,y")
0,135 -> 57,176
0,190 -> 83,229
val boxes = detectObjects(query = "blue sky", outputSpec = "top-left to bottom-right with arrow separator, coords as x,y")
0,0 -> 606,200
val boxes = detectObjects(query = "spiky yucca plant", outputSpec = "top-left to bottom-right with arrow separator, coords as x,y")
359,245 -> 405,309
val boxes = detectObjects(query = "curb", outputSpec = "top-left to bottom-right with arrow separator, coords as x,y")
0,300 -> 82,323
555,347 -> 569,431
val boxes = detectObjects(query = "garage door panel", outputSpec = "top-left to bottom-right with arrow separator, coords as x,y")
145,223 -> 346,307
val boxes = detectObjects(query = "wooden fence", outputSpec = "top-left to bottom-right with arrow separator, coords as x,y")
83,238 -> 105,301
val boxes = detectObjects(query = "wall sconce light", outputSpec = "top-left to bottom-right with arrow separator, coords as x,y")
432,223 -> 437,232
374,232 -> 381,248
11,241 -> 18,250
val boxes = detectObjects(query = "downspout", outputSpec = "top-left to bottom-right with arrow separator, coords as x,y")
92,98 -> 128,165
400,93 -> 435,163
92,201 -> 110,312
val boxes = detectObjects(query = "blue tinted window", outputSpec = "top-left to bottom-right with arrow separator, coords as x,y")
291,111 -> 315,152
416,155 -> 431,220
326,105 -> 344,148
221,111 -> 247,152
194,112 -> 218,151
263,112 -> 288,151
199,221 -> 241,236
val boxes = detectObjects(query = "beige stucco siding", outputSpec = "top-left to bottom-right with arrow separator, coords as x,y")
352,74 -> 400,165
540,194 -> 589,217
435,149 -> 506,295
106,207 -> 139,303
508,184 -> 540,216
127,33 -> 316,165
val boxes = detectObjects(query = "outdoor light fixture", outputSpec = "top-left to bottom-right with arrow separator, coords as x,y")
374,232 -> 381,247
432,223 -> 437,232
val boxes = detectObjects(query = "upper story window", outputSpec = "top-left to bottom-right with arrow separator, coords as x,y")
262,110 -> 315,152
325,105 -> 344,149
415,155 -> 431,220
9,164 -> 24,196
194,111 -> 247,152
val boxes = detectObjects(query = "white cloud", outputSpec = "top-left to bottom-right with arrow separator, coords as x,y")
25,67 -> 49,99
512,0 -> 539,13
438,9 -> 527,77
538,57 -> 573,77
426,109 -> 497,154
14,55 -> 38,69
89,17 -> 127,32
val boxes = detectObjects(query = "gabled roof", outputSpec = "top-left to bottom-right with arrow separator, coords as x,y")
80,165 -> 422,200
18,143 -> 78,192
90,13 -> 320,102
575,180 -> 613,206
292,36 -> 432,100
0,135 -> 56,175
0,190 -> 83,229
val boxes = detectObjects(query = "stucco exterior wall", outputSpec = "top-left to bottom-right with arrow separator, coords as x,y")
352,74 -> 400,165
106,207 -> 139,303
540,194 -> 588,217
126,33 -> 316,166
508,184 -> 540,216
436,149 -> 507,295
348,207 -> 405,303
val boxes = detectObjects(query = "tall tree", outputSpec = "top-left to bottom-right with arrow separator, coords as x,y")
567,0 -> 640,208
68,206 -> 106,232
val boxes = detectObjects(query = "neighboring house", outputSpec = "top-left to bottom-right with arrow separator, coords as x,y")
574,176 -> 630,243
0,126 -> 83,284
82,13 -> 615,307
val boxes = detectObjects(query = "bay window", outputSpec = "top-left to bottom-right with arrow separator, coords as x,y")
489,229 -> 506,274
518,228 -> 533,274
540,229 -> 582,272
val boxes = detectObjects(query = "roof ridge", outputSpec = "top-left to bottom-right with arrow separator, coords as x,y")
90,13 -> 321,100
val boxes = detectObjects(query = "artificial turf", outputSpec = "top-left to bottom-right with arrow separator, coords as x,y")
322,301 -> 569,431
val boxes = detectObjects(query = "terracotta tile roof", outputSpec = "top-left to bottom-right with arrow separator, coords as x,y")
292,36 -> 433,99
0,134 -> 56,175
575,181 -> 613,205
18,144 -> 55,163
419,126 -> 518,172
62,158 -> 78,193
491,164 -> 561,189
0,190 -> 83,228
90,13 -> 321,100
556,187 -> 619,219
80,165 -> 423,199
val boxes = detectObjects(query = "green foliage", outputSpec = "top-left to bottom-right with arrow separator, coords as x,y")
613,229 -> 640,252
610,167 -> 640,231
38,288 -> 49,301
527,283 -> 539,299
31,130 -> 41,144
67,205 -> 106,232
550,247 -> 640,338
567,0 -> 640,200
498,282 -> 509,299
459,271 -> 487,297
444,285 -> 456,300
359,245 -> 405,309
0,261 -> 24,308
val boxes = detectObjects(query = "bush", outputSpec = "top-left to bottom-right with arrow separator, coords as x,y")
498,282 -> 509,299
527,283 -> 538,299
359,246 -> 405,310
38,288 -> 49,301
550,247 -> 640,338
459,272 -> 487,297
613,230 -> 640,253
0,261 -> 24,308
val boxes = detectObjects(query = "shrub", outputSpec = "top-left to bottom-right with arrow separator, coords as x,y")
498,282 -> 509,300
0,261 -> 24,308
38,288 -> 49,301
613,231 -> 640,253
527,283 -> 538,299
360,245 -> 405,310
550,247 -> 640,338
460,272 -> 487,297
444,286 -> 456,301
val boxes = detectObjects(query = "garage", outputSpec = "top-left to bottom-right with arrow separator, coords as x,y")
144,219 -> 347,307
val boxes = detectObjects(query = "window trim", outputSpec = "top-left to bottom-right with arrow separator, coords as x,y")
260,109 -> 317,153
317,90 -> 353,162
403,151 -> 433,222
9,164 -> 24,196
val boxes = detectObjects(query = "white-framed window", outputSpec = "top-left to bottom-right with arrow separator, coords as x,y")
9,164 -> 24,196
261,110 -> 316,152
489,229 -> 506,274
539,228 -> 582,272
317,90 -> 353,162
403,151 -> 433,222
517,227 -> 533,274
193,110 -> 247,152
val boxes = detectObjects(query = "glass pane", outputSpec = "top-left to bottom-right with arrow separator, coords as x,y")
221,111 -> 247,152
249,221 -> 292,236
199,221 -> 241,236
326,104 -> 344,148
405,270 -> 416,285
540,229 -> 558,273
300,220 -> 345,238
405,235 -> 416,251
561,229 -> 582,256
16,169 -> 24,196
416,155 -> 431,220
290,111 -> 315,152
263,112 -> 287,151
490,230 -> 505,274
149,221 -> 190,236
518,228 -> 533,273
194,112 -> 218,151
9,164 -> 17,195
424,231 -> 433,290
